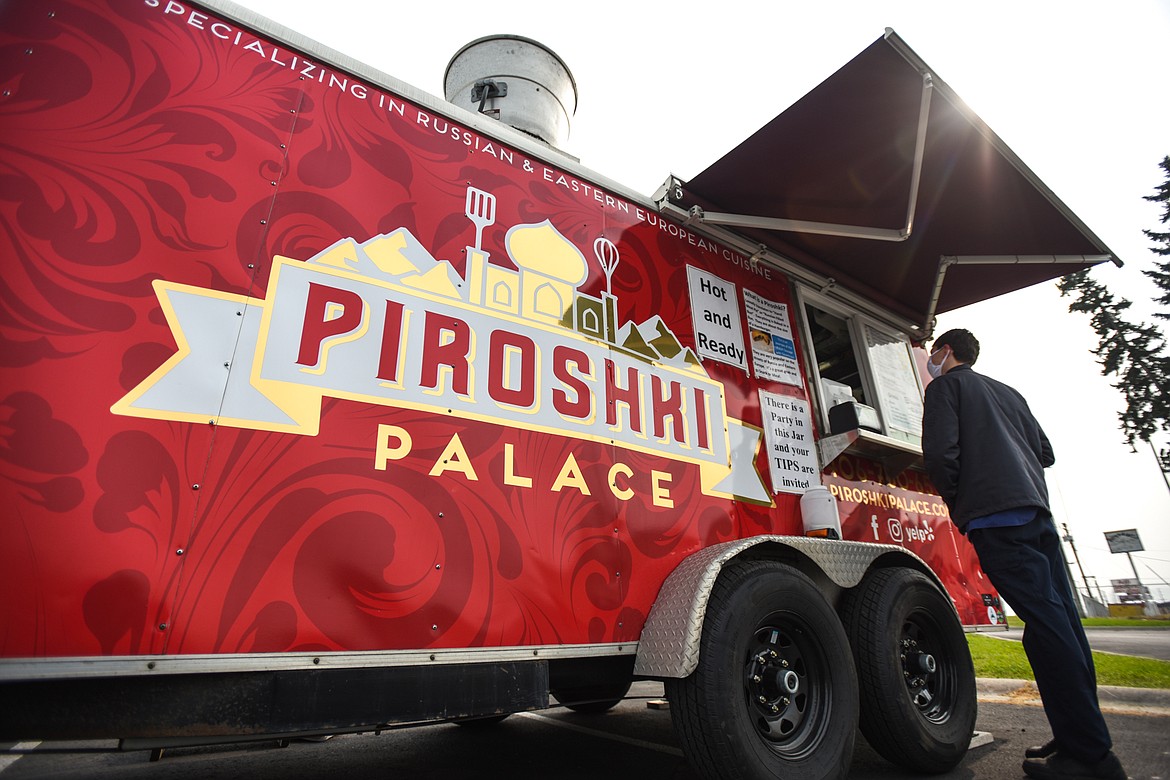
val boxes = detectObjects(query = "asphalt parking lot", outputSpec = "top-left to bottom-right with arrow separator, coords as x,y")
985,626 -> 1170,662
3,680 -> 1168,780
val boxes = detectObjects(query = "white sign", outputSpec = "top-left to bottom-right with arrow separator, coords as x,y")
863,324 -> 922,438
687,266 -> 746,369
759,390 -> 819,494
744,290 -> 802,386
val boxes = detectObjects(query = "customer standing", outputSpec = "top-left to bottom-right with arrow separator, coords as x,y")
921,328 -> 1126,780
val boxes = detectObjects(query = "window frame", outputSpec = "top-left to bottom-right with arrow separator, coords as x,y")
794,285 -> 926,448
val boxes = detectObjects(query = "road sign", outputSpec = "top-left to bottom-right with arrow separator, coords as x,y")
1104,529 -> 1144,554
1110,578 -> 1145,596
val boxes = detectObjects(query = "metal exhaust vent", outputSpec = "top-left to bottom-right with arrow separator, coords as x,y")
444,35 -> 577,150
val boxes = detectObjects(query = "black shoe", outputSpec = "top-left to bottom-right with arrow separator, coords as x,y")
1025,739 -> 1058,759
1022,750 -> 1127,780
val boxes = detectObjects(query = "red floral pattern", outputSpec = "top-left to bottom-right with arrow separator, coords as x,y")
0,0 -> 994,659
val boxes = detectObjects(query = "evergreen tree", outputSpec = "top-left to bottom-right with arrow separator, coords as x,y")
1059,157 -> 1170,470
1143,156 -> 1170,320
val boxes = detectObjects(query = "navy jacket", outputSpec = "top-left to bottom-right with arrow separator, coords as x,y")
921,364 -> 1054,531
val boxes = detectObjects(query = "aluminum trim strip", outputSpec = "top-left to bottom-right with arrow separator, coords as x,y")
0,642 -> 636,681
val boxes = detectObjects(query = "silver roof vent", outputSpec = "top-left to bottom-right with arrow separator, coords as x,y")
444,35 -> 577,150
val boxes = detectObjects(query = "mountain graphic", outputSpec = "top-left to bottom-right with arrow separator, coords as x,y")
616,321 -> 657,359
638,316 -> 683,359
616,318 -> 703,371
307,231 -> 465,301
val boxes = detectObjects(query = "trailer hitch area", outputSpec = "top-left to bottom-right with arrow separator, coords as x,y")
472,79 -> 507,113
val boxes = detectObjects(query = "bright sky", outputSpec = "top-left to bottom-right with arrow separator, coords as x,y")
229,0 -> 1170,602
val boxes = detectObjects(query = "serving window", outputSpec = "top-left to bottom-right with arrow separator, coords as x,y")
796,288 -> 925,472
803,304 -> 870,408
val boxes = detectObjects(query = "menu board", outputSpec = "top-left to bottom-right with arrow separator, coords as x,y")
744,290 -> 802,386
863,325 -> 922,439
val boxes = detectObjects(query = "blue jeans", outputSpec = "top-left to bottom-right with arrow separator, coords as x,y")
968,512 -> 1112,762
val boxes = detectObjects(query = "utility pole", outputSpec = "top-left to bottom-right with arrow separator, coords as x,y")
1062,523 -> 1093,609
1152,440 -> 1170,496
1058,527 -> 1086,618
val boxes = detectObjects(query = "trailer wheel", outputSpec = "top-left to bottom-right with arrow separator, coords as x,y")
840,567 -> 976,774
666,560 -> 858,780
550,680 -> 632,713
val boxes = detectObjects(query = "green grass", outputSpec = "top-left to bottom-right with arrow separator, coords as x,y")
1080,617 -> 1170,628
967,634 -> 1170,689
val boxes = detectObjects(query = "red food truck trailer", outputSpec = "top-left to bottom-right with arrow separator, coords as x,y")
0,2 -> 1117,778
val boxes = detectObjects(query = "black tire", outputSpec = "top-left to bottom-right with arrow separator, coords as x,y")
550,680 -> 632,714
840,566 -> 977,774
666,560 -> 858,780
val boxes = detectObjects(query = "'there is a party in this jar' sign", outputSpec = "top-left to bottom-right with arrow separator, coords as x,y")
759,390 -> 819,494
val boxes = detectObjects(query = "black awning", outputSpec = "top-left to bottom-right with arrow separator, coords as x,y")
678,30 -> 1116,330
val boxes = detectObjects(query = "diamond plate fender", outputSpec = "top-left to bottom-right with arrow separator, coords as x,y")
632,536 -> 946,679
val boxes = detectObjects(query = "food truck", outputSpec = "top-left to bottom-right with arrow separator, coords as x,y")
0,2 -> 1117,778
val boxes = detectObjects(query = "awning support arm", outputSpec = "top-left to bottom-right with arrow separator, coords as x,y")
650,194 -> 925,336
922,253 -> 1114,337
671,71 -> 934,243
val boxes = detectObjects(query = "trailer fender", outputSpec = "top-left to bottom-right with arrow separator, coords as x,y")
633,536 -> 946,678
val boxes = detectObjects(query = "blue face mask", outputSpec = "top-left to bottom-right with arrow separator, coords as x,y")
927,347 -> 949,379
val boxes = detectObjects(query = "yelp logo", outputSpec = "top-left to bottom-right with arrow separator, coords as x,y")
870,516 -> 935,544
905,524 -> 935,543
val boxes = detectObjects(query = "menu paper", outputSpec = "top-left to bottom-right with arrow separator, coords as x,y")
863,325 -> 923,438
744,290 -> 802,386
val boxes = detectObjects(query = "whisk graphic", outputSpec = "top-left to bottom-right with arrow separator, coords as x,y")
594,237 -> 620,295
